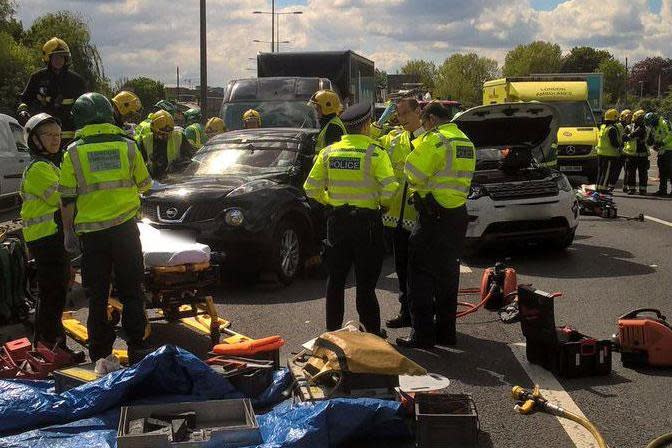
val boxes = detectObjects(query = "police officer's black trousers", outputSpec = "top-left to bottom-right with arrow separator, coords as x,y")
408,205 -> 468,344
624,156 -> 649,192
30,234 -> 69,345
657,152 -> 672,194
80,219 -> 147,361
393,226 -> 411,317
597,155 -> 621,191
325,209 -> 384,335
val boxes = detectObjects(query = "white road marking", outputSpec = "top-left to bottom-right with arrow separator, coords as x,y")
385,264 -> 472,279
644,215 -> 672,228
509,343 -> 600,448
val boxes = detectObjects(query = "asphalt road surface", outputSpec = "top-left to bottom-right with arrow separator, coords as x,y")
5,172 -> 672,447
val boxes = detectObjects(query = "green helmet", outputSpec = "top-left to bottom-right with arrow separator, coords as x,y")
184,108 -> 202,124
154,99 -> 177,116
71,93 -> 115,130
644,112 -> 659,127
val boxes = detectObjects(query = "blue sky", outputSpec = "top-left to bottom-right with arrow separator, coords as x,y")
15,0 -> 672,87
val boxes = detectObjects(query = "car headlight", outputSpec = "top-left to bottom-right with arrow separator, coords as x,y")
556,174 -> 572,192
468,184 -> 487,200
227,179 -> 276,198
224,208 -> 244,226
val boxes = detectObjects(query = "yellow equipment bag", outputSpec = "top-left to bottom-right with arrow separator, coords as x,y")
304,331 -> 426,383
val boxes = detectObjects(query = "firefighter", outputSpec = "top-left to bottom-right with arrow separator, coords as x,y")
242,109 -> 261,129
595,109 -> 622,193
111,91 -> 142,137
646,112 -> 672,196
59,93 -> 152,363
616,110 -> 632,192
205,117 -> 226,138
622,110 -> 648,195
308,89 -> 347,152
137,110 -> 193,180
380,98 -> 425,329
18,37 -> 86,148
134,99 -> 178,142
20,114 -> 79,358
396,102 -> 476,349
303,102 -> 398,336
183,108 -> 207,151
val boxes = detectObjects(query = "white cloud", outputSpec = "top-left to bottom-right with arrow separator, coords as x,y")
15,0 -> 672,89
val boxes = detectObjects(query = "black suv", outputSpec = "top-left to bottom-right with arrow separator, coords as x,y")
141,128 -> 320,284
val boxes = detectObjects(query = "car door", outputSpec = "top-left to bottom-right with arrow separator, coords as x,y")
0,119 -> 29,199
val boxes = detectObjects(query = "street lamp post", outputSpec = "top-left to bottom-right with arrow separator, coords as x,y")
253,8 -> 302,53
200,0 -> 207,119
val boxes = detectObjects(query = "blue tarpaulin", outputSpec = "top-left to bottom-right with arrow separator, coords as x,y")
0,345 -> 410,447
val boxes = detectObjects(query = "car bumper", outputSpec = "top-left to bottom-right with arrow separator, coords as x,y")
466,190 -> 579,244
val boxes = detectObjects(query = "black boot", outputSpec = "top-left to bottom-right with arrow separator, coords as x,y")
395,336 -> 435,349
386,312 -> 411,328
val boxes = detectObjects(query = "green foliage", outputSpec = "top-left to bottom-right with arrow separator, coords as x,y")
400,59 -> 437,91
375,68 -> 388,89
561,46 -> 612,73
0,31 -> 39,115
502,41 -> 563,77
629,56 -> 672,98
24,10 -> 108,92
117,77 -> 166,114
597,58 -> 626,105
434,53 -> 499,107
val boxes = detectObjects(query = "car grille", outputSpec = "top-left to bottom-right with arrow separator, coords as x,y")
141,202 -> 159,221
558,145 -> 593,156
487,180 -> 559,201
483,217 -> 569,236
141,201 -> 222,223
189,203 -> 223,222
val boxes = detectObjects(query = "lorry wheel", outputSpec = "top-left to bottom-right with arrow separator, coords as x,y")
273,220 -> 302,286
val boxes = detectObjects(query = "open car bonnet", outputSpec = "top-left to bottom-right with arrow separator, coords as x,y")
452,103 -> 559,165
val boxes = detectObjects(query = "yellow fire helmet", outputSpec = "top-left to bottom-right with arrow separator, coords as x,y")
632,109 -> 646,123
242,109 -> 261,122
620,109 -> 633,122
150,109 -> 175,134
205,117 -> 226,135
42,37 -> 71,63
307,89 -> 342,116
604,108 -> 619,122
111,91 -> 142,117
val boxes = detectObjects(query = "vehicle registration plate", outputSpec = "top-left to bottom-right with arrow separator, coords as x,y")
560,166 -> 583,172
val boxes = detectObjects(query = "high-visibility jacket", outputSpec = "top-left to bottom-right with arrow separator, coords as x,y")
59,123 -> 152,234
649,118 -> 672,154
405,122 -> 476,209
20,159 -> 61,243
303,134 -> 398,210
379,127 -> 418,231
615,122 -> 625,146
623,123 -> 648,157
596,124 -> 621,157
133,116 -> 153,143
142,130 -> 183,166
184,122 -> 207,151
316,115 -> 347,152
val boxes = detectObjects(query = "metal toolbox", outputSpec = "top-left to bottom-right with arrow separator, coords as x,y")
117,399 -> 262,448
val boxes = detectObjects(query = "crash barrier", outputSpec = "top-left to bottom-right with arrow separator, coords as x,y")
0,345 -> 411,448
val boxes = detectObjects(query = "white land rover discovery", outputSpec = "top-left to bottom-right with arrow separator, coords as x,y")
453,103 -> 579,251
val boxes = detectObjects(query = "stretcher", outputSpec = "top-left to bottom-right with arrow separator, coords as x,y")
62,223 -> 253,362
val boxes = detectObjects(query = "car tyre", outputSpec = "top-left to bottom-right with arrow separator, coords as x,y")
273,220 -> 302,285
550,229 -> 575,250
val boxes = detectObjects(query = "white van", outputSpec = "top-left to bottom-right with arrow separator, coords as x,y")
0,114 -> 30,210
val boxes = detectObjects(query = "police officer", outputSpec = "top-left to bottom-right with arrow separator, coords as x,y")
309,90 -> 347,152
20,114 -> 71,353
138,110 -> 192,179
242,109 -> 262,129
59,93 -> 152,363
205,117 -> 226,139
183,108 -> 207,151
380,98 -> 425,329
622,110 -> 648,195
303,102 -> 398,336
18,38 -> 86,148
646,112 -> 672,196
111,91 -> 142,137
596,109 -> 622,192
396,102 -> 476,349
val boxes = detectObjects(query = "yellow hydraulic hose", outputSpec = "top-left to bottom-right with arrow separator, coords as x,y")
511,385 -> 608,448
646,432 -> 672,448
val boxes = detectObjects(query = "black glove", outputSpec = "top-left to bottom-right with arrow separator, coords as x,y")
18,111 -> 31,125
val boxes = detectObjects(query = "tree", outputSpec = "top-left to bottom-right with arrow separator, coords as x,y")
375,68 -> 388,89
561,46 -> 612,73
0,31 -> 39,115
597,58 -> 626,105
400,59 -> 437,91
118,77 -> 165,113
502,41 -> 563,77
629,56 -> 672,98
0,0 -> 22,40
24,11 -> 109,92
434,53 -> 499,107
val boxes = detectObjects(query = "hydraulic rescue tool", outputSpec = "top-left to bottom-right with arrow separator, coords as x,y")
612,308 -> 672,367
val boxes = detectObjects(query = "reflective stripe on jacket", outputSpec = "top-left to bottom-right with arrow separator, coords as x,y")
59,123 -> 152,234
405,122 -> 476,209
316,116 -> 347,152
303,134 -> 399,210
20,160 -> 61,242
379,127 -> 417,230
